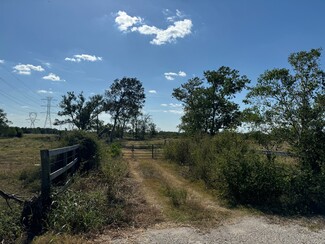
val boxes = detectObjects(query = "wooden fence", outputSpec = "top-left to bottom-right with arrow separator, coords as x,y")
40,144 -> 80,202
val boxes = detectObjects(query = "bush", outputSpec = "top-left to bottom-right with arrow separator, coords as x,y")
61,131 -> 101,170
108,143 -> 122,158
164,138 -> 193,166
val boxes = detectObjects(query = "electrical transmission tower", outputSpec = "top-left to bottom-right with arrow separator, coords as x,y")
41,97 -> 56,128
26,112 -> 39,128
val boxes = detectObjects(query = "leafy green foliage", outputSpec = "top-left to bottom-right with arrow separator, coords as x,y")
61,131 -> 101,170
164,133 -> 325,214
245,48 -> 325,173
104,77 -> 145,142
173,67 -> 249,135
55,92 -> 103,131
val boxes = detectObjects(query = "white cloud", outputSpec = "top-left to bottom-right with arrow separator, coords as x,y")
178,71 -> 186,77
21,106 -> 29,109
161,103 -> 168,107
148,90 -> 157,94
42,73 -> 64,82
13,64 -> 44,75
65,54 -> 103,62
164,110 -> 184,115
37,90 -> 53,94
134,19 -> 192,45
115,11 -> 143,32
164,71 -> 187,80
115,10 -> 192,45
0,59 -> 4,64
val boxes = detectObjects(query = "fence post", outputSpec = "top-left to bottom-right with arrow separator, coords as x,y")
152,144 -> 154,159
41,149 -> 51,203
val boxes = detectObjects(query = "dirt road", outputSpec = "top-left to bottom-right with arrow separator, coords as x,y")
95,158 -> 325,244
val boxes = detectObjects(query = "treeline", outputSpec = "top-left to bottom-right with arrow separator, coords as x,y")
166,48 -> 325,214
54,77 -> 158,141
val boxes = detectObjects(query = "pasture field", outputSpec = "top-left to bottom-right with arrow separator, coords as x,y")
0,134 -> 60,198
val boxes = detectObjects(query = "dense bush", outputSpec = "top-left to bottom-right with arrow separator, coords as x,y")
61,131 -> 101,170
164,132 -> 325,214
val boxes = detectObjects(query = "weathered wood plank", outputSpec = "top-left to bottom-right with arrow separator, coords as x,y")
48,144 -> 79,157
50,158 -> 78,181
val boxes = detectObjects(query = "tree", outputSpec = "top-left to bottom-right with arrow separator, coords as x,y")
245,48 -> 325,173
0,108 -> 11,128
103,77 -> 145,142
54,92 -> 103,131
173,67 -> 249,135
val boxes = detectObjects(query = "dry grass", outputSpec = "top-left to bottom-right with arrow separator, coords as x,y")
136,159 -> 237,228
0,134 -> 60,198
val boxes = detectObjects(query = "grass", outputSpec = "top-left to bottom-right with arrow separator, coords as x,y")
137,160 -> 232,227
0,134 -> 60,242
0,134 -> 60,197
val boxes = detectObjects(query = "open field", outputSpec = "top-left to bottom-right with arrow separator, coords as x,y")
0,134 -> 60,197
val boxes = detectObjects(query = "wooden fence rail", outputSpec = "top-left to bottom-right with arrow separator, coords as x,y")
40,144 -> 80,202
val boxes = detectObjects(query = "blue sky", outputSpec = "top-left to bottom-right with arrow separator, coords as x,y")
1,0 -> 325,131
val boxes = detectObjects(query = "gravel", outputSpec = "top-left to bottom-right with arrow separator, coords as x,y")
108,217 -> 325,244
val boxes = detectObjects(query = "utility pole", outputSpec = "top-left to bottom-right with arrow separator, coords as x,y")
41,97 -> 56,129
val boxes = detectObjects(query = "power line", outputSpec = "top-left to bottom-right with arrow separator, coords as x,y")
0,76 -> 40,106
0,65 -> 43,101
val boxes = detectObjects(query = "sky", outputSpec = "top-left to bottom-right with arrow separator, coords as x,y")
1,0 -> 325,131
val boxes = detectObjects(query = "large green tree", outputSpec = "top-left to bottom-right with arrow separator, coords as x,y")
103,77 -> 145,142
245,48 -> 325,173
55,92 -> 103,131
173,67 -> 249,135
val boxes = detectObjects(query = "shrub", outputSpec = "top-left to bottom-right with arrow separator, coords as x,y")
164,139 -> 193,166
108,143 -> 122,158
60,131 -> 101,170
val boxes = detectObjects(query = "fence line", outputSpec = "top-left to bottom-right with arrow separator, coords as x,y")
41,144 -> 80,202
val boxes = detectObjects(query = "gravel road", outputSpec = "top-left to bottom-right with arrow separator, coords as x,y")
105,216 -> 325,244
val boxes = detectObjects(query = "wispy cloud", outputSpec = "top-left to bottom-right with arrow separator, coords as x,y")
164,71 -> 187,80
21,105 -> 30,109
115,10 -> 192,45
37,89 -> 53,94
65,54 -> 103,62
0,59 -> 4,64
13,64 -> 44,75
148,90 -> 157,94
42,73 -> 64,82
161,103 -> 182,108
165,9 -> 185,22
164,110 -> 184,115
